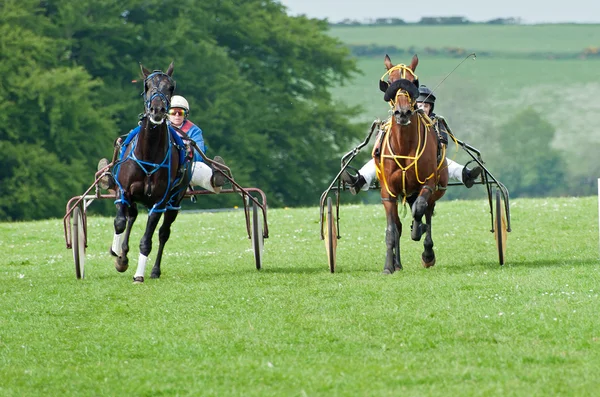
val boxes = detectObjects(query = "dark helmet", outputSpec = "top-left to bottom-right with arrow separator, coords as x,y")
417,85 -> 436,104
417,85 -> 435,113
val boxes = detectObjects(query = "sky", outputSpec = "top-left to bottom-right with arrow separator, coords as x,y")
277,0 -> 600,24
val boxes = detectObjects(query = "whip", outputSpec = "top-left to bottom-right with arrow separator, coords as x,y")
421,53 -> 476,102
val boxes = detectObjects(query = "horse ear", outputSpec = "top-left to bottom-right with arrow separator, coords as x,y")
409,54 -> 419,72
166,61 -> 174,77
379,80 -> 389,93
140,63 -> 150,78
384,54 -> 394,70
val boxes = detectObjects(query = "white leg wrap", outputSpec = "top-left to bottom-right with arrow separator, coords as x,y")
134,254 -> 148,279
112,233 -> 124,256
190,162 -> 219,193
359,159 -> 377,191
446,159 -> 464,183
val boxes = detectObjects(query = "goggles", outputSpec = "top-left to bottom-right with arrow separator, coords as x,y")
168,108 -> 188,117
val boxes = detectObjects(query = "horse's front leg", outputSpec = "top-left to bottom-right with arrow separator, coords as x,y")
382,200 -> 401,274
150,209 -> 180,279
421,204 -> 436,268
113,202 -> 138,272
411,185 -> 433,241
132,210 -> 163,283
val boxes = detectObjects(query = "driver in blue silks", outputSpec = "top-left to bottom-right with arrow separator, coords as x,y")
98,95 -> 227,193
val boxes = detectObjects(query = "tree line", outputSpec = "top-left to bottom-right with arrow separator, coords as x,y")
346,44 -> 600,60
331,17 -> 521,26
0,0 -> 364,221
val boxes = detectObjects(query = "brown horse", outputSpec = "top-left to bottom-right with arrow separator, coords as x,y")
111,62 -> 191,283
375,54 -> 448,273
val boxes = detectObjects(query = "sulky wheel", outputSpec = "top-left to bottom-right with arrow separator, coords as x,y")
324,197 -> 338,273
251,200 -> 264,270
494,189 -> 508,265
72,205 -> 86,279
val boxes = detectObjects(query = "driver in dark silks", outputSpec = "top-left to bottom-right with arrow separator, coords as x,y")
98,95 -> 227,193
342,85 -> 482,194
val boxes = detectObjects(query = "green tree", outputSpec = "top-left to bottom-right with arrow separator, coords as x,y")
1,0 -> 364,220
494,108 -> 566,197
0,0 -> 117,220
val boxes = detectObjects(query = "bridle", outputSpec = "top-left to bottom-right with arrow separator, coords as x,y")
142,71 -> 175,119
380,64 -> 419,110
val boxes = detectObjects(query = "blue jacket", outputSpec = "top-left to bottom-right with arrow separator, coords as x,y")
172,120 -> 206,162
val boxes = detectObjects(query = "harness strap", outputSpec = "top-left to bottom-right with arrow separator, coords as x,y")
114,126 -> 190,215
374,114 -> 447,202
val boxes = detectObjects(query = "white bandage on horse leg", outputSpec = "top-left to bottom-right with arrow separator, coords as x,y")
446,158 -> 464,183
359,158 -> 377,191
112,233 -> 124,256
190,162 -> 219,193
134,254 -> 148,279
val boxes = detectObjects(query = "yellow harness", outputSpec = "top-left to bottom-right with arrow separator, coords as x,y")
374,68 -> 446,201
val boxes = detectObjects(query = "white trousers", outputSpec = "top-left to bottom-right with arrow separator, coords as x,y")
190,162 -> 221,193
358,157 -> 465,190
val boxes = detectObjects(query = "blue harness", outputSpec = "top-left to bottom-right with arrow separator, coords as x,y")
113,125 -> 191,214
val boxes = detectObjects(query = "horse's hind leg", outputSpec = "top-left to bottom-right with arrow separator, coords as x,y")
151,209 -> 180,279
382,200 -> 402,274
421,206 -> 436,268
132,211 -> 163,283
113,202 -> 138,272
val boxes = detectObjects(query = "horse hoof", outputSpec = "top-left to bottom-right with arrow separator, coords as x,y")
115,257 -> 129,273
133,276 -> 144,284
150,272 -> 160,279
394,265 -> 403,271
422,257 -> 436,268
382,268 -> 394,275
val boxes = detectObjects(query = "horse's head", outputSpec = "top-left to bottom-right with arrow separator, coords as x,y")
140,62 -> 176,125
379,54 -> 420,126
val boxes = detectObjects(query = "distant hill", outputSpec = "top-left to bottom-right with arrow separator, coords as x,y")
329,23 -> 600,197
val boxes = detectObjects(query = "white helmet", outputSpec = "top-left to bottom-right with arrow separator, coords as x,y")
170,95 -> 189,112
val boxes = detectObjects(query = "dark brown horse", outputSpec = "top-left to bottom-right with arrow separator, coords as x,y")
376,54 -> 448,273
111,62 -> 191,283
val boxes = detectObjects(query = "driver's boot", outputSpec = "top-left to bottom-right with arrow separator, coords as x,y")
97,158 -> 116,190
341,170 -> 366,195
211,156 -> 228,187
462,165 -> 482,188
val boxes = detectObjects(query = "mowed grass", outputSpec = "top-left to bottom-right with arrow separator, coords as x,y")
329,24 -> 600,53
334,55 -> 600,133
1,196 -> 599,396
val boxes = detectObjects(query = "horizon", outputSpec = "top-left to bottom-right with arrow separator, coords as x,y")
277,0 -> 600,24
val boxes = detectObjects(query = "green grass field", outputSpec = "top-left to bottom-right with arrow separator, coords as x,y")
1,196 -> 599,396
